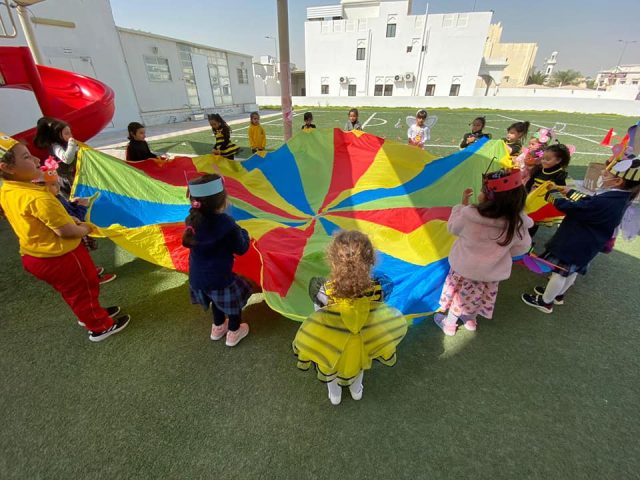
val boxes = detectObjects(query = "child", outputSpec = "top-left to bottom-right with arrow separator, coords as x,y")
434,168 -> 532,335
0,142 -> 129,341
301,112 -> 316,131
525,143 -> 571,192
183,174 -> 252,347
208,114 -> 240,160
292,231 -> 408,405
521,155 -> 640,313
248,112 -> 266,154
344,108 -> 362,131
502,121 -> 530,158
459,116 -> 492,149
40,160 -> 116,286
126,122 -> 166,162
33,117 -> 78,195
407,109 -> 431,149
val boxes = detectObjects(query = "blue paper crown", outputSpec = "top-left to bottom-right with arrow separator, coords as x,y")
188,177 -> 224,197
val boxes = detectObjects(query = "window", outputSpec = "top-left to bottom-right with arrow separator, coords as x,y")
144,55 -> 172,82
406,46 -> 412,53
177,45 -> 199,107
384,84 -> 393,96
456,13 -> 469,27
374,84 -> 383,96
449,84 -> 460,96
348,84 -> 356,96
425,84 -> 435,96
386,23 -> 396,37
442,14 -> 455,28
237,67 -> 249,84
321,84 -> 329,94
633,80 -> 639,85
356,47 -> 366,60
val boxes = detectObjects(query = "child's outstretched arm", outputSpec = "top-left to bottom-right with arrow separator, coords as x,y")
52,140 -> 78,164
545,188 -> 595,221
230,225 -> 250,255
54,221 -> 92,239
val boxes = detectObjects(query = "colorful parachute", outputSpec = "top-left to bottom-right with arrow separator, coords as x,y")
71,129 -> 509,321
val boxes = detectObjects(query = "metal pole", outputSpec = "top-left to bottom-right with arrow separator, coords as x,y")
277,0 -> 292,141
616,40 -> 636,69
16,5 -> 44,64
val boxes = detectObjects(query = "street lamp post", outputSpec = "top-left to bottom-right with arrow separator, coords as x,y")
276,0 -> 292,141
616,39 -> 638,70
265,35 -> 278,67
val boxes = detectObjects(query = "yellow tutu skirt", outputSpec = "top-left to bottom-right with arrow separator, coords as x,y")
292,299 -> 408,386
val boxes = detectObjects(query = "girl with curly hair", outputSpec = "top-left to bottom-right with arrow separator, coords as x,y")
293,230 -> 408,406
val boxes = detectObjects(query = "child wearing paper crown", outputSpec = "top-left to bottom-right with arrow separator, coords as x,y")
434,168 -> 532,336
292,230 -> 408,406
183,174 -> 252,347
0,142 -> 129,342
521,148 -> 640,314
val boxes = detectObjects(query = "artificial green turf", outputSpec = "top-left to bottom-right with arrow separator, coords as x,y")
1,213 -> 639,478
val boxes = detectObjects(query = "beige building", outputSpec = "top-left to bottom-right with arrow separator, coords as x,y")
480,23 -> 538,88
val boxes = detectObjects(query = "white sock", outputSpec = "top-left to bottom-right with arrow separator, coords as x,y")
349,371 -> 364,394
445,310 -> 458,326
559,273 -> 577,295
327,379 -> 341,397
543,273 -> 567,304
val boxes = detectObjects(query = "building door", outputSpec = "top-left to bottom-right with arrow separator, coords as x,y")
191,53 -> 215,109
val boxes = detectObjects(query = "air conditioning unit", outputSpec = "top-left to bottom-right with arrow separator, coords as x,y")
405,72 -> 415,82
394,74 -> 403,82
339,76 -> 349,84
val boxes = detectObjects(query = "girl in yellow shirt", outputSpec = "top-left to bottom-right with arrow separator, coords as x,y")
0,143 -> 130,342
248,112 -> 266,154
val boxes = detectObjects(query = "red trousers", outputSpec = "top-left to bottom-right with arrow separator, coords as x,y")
22,244 -> 114,332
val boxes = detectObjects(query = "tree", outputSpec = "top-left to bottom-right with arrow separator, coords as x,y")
527,69 -> 547,85
548,69 -> 583,87
585,78 -> 596,89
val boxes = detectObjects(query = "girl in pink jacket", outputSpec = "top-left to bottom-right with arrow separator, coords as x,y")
434,168 -> 533,336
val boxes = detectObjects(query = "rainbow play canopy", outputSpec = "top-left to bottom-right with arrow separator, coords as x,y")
71,129 -> 510,320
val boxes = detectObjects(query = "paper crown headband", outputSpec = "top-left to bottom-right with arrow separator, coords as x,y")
187,176 -> 224,197
606,121 -> 640,181
483,168 -> 523,193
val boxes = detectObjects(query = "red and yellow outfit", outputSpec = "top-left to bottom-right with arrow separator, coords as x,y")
0,180 -> 113,332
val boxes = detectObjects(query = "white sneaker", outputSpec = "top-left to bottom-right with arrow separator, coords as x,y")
327,380 -> 342,405
349,384 -> 363,401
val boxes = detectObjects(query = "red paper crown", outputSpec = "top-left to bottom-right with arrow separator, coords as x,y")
483,168 -> 522,193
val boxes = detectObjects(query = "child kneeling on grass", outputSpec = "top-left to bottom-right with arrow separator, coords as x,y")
293,231 -> 408,406
0,143 -> 129,342
434,168 -> 532,336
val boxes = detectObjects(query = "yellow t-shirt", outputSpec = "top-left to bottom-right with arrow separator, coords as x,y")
0,180 -> 81,257
248,124 -> 266,150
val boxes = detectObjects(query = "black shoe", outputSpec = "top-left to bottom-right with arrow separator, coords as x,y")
106,306 -> 121,318
89,315 -> 130,342
521,293 -> 553,314
533,286 -> 564,305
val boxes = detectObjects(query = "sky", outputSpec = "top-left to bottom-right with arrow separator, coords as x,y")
110,0 -> 640,77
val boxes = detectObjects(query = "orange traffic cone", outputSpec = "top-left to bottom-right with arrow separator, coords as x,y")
600,128 -> 614,146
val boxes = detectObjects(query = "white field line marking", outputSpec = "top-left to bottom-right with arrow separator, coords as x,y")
496,114 -> 602,145
363,118 -> 388,128
233,112 -> 302,132
362,112 -> 378,129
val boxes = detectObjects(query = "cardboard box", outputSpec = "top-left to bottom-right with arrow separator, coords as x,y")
582,162 -> 606,192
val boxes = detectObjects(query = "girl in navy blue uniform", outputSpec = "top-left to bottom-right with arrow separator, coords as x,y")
522,154 -> 640,313
183,174 -> 252,346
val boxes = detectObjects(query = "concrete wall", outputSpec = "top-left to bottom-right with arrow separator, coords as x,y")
226,53 -> 257,106
304,1 -> 491,98
0,0 -> 140,134
255,95 -> 640,116
475,85 -> 640,100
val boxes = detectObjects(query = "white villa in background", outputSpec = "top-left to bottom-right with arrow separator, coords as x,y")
304,0 -> 531,97
596,65 -> 640,90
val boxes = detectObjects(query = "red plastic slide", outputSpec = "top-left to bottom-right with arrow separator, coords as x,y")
0,46 -> 115,158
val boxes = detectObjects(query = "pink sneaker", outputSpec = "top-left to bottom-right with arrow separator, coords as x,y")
434,313 -> 457,336
225,323 -> 249,347
210,320 -> 228,341
463,318 -> 477,331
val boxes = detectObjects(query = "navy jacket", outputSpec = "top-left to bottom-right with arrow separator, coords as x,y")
187,213 -> 250,290
546,189 -> 632,267
126,139 -> 156,162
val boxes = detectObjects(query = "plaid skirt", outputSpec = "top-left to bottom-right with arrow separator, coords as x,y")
190,274 -> 252,316
540,251 -> 589,277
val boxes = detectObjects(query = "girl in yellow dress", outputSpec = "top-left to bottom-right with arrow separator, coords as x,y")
293,230 -> 408,405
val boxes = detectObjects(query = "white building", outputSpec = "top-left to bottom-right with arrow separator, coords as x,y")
0,0 -> 257,135
252,55 -> 306,97
304,0 -> 504,97
596,65 -> 640,90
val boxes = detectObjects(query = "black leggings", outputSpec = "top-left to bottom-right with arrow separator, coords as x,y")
212,304 -> 241,331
